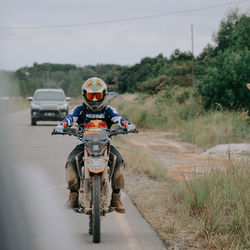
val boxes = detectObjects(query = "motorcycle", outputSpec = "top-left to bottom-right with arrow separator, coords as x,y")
52,122 -> 137,243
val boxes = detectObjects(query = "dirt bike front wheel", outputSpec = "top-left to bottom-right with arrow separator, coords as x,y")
92,175 -> 101,243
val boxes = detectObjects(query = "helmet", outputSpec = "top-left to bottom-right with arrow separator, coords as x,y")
82,77 -> 107,112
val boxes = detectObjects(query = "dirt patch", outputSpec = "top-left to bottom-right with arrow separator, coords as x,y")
123,131 -> 227,180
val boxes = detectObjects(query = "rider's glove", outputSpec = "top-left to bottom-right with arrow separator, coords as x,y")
54,123 -> 64,133
126,123 -> 136,132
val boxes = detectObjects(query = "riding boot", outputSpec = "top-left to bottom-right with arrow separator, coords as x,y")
67,191 -> 78,208
66,163 -> 80,208
110,193 -> 126,213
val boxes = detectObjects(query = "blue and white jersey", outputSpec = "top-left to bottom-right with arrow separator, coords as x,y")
60,105 -> 128,128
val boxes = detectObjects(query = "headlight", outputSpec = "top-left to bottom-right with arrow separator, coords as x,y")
31,103 -> 41,109
59,104 -> 68,109
93,145 -> 99,151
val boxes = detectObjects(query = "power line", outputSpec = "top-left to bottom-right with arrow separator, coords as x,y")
0,0 -> 249,31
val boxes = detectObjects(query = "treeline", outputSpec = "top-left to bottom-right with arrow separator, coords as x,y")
13,63 -> 123,97
117,9 -> 250,111
1,9 -> 249,111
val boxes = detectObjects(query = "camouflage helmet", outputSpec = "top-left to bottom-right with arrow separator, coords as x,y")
82,77 -> 107,112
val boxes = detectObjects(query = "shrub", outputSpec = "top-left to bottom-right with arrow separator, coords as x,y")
196,48 -> 250,111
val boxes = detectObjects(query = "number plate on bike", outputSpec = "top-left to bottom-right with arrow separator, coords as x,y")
87,156 -> 105,173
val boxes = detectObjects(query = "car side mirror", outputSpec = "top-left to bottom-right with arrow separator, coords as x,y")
28,97 -> 33,101
66,97 -> 71,101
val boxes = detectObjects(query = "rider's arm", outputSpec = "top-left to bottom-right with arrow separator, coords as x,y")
106,105 -> 131,127
60,105 -> 82,127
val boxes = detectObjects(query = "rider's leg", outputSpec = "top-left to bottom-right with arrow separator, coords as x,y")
65,144 -> 84,208
110,145 -> 126,213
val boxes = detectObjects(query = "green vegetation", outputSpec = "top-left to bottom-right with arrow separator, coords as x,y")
117,51 -> 193,93
196,48 -> 250,110
114,87 -> 249,148
176,160 -> 250,249
181,111 -> 250,148
196,9 -> 250,111
11,63 -> 124,97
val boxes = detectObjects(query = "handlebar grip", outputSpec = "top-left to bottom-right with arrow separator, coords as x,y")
51,130 -> 67,135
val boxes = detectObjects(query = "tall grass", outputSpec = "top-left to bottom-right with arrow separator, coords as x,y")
176,159 -> 250,249
181,111 -> 250,149
122,140 -> 250,248
113,87 -> 250,148
120,137 -> 250,248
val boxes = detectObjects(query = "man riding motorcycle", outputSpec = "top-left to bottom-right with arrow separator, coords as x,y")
54,77 -> 135,213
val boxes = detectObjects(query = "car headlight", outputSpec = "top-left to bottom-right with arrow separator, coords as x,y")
59,104 -> 68,110
31,103 -> 41,109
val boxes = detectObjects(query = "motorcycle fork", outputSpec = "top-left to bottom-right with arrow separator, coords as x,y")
75,151 -> 84,208
100,150 -> 110,214
80,148 -> 91,214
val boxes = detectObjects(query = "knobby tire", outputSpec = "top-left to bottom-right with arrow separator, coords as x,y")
92,175 -> 101,243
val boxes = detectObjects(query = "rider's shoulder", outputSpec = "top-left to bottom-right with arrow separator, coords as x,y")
106,105 -> 119,115
68,105 -> 82,115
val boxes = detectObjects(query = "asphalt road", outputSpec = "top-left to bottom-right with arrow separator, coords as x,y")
3,109 -> 166,250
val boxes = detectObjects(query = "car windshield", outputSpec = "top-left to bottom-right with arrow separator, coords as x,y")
34,91 -> 65,101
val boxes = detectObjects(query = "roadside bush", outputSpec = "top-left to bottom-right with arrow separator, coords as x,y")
136,75 -> 170,94
156,86 -> 194,105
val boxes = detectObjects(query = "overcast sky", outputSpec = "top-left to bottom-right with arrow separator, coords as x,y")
0,0 -> 249,70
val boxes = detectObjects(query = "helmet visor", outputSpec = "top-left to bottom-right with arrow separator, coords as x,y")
86,92 -> 103,101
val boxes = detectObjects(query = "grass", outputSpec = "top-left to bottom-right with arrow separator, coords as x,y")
115,139 -> 167,182
112,88 -> 250,149
0,97 -> 29,113
122,141 -> 250,249
175,158 -> 250,249
181,111 -> 250,149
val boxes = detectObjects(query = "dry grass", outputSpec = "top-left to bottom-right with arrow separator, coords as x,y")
115,137 -> 167,182
0,97 -> 29,113
181,111 -> 250,149
120,139 -> 250,249
112,91 -> 250,149
175,158 -> 250,249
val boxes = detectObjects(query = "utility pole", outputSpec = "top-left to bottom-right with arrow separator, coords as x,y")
191,24 -> 195,86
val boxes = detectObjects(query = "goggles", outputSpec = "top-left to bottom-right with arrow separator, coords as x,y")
85,92 -> 104,101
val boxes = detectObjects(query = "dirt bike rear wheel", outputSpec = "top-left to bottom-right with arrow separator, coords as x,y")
92,175 -> 101,243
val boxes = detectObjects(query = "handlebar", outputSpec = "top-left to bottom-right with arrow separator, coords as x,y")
108,128 -> 138,137
52,127 -> 138,138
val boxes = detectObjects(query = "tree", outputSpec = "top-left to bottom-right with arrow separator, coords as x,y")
169,49 -> 193,61
196,48 -> 250,111
232,15 -> 250,50
213,9 -> 241,53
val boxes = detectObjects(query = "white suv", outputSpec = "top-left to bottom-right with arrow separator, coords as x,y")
28,89 -> 70,126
